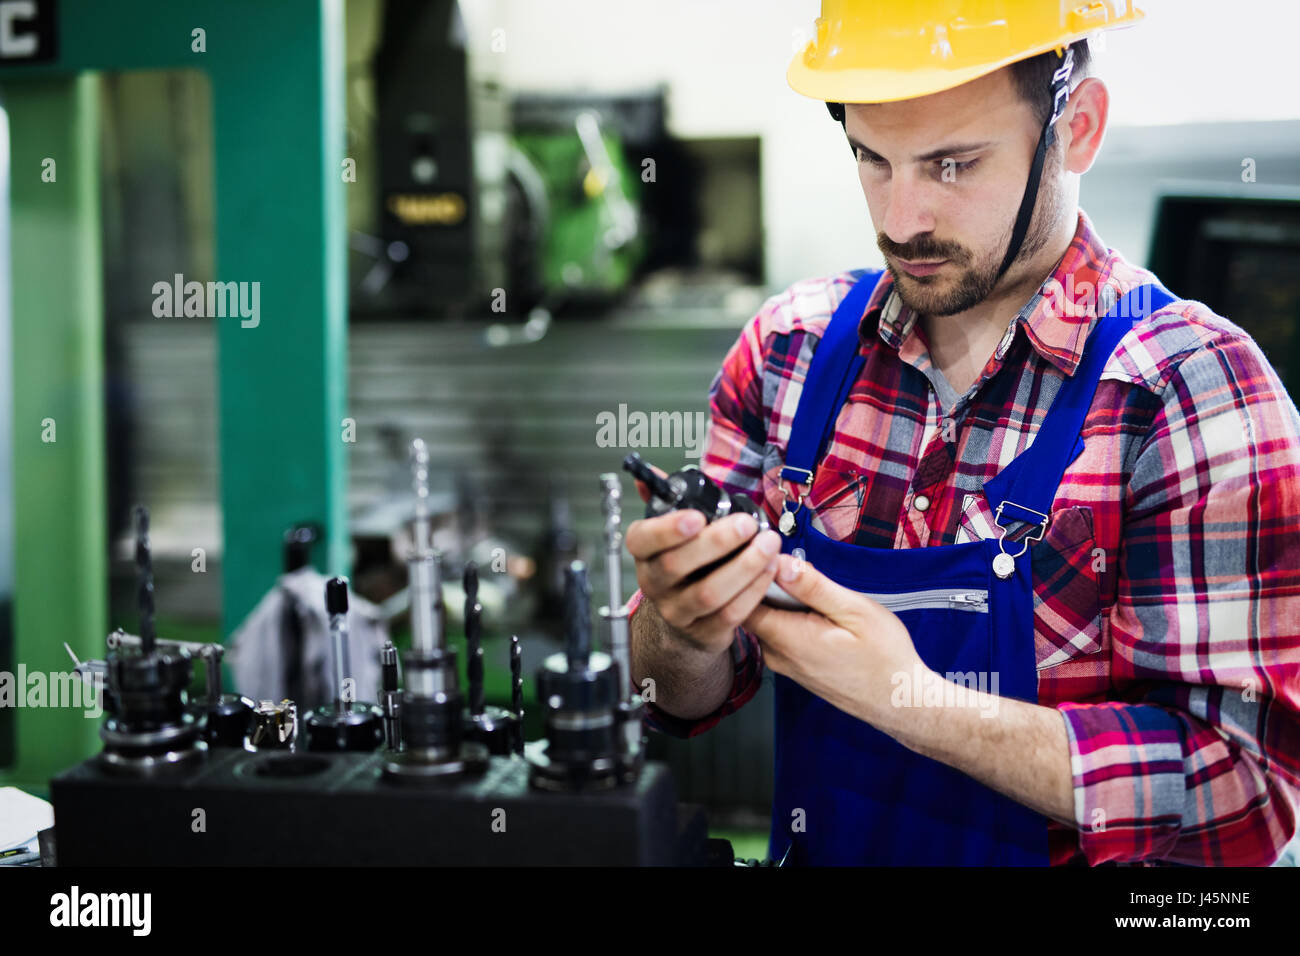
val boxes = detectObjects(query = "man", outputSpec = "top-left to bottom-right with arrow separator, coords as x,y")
625,1 -> 1300,865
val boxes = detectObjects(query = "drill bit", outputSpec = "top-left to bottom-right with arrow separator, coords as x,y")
599,474 -> 631,691
510,634 -> 524,756
563,561 -> 592,671
134,506 -> 156,656
406,439 -> 445,695
464,562 -> 485,717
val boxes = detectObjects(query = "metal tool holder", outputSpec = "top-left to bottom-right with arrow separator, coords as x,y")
97,629 -> 259,751
380,641 -> 402,751
48,470 -> 722,865
598,473 -> 646,781
303,577 -> 385,752
97,507 -> 207,776
526,561 -> 622,791
462,562 -> 522,755
197,642 -> 256,748
623,452 -> 769,530
622,451 -> 807,610
383,439 -> 489,780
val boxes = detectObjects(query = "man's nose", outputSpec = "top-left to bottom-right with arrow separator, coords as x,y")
880,171 -> 937,248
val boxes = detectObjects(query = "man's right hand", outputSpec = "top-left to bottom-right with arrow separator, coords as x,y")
626,472 -> 782,656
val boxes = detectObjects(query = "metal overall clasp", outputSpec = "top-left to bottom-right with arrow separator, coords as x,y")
779,467 -> 813,535
991,500 -> 1050,579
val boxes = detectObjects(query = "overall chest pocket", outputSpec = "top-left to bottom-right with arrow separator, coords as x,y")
763,448 -> 869,543
955,495 -> 1104,669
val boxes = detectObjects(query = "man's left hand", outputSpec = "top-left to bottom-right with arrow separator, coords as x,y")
743,552 -> 930,734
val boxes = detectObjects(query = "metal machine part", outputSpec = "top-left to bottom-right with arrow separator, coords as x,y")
47,485 -> 726,867
107,630 -> 214,655
510,634 -> 525,756
621,452 -> 809,611
623,451 -> 765,528
198,643 -> 255,748
527,561 -> 621,792
98,507 -> 207,776
64,643 -> 106,687
380,641 -> 402,751
383,439 -> 489,780
249,699 -> 298,750
463,562 -> 521,756
97,632 -> 254,748
598,473 -> 646,781
303,578 -> 385,752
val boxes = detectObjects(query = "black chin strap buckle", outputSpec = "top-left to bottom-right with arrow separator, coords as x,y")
1046,47 -> 1076,144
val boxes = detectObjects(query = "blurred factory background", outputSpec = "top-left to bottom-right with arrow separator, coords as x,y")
1,0 -> 1299,854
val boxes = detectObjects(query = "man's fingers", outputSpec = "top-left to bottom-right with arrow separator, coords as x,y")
681,544 -> 780,633
656,513 -> 767,586
625,508 -> 707,560
743,601 -> 812,657
634,512 -> 766,595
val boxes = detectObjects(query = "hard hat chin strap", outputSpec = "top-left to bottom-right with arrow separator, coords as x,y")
827,46 -> 1075,283
994,47 -> 1075,284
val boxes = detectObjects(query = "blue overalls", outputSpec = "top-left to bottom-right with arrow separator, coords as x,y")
771,268 -> 1174,865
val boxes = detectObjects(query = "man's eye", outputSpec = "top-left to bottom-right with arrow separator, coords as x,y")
857,150 -> 887,167
938,158 -> 979,175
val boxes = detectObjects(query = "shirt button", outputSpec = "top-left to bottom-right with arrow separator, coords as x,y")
914,494 -> 931,512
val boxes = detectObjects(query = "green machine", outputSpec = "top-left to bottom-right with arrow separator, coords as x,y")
0,0 -> 348,793
508,92 -> 660,311
513,119 -> 646,300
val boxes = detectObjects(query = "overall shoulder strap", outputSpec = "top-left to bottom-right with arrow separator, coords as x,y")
982,282 -> 1177,526
780,269 -> 887,487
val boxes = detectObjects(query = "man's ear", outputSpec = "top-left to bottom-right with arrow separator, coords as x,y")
1060,77 -> 1108,175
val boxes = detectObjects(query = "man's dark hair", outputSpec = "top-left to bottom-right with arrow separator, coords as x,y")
827,38 -> 1091,128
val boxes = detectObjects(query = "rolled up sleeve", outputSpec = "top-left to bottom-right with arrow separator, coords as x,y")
627,585 -> 764,739
626,303 -> 776,738
1061,335 -> 1300,865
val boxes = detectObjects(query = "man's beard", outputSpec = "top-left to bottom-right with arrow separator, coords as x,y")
879,148 -> 1064,318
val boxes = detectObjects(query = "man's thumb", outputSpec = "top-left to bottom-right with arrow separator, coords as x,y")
775,553 -> 853,618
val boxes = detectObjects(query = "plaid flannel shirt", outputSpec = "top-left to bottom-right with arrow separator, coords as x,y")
627,208 -> 1300,866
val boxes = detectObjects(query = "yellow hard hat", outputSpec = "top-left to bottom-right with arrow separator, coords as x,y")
788,0 -> 1146,105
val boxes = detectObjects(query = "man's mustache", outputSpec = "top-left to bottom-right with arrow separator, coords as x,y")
877,235 -> 966,263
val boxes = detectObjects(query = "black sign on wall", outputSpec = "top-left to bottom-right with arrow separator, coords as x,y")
0,0 -> 56,64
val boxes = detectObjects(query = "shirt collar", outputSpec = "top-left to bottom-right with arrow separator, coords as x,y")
860,209 -> 1115,378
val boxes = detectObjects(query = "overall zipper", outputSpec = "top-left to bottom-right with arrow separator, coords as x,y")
860,587 -> 989,613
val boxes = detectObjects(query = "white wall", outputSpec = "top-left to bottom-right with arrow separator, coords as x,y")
457,0 -> 1300,289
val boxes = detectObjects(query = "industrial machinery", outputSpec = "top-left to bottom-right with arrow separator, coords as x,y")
47,444 -> 730,866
